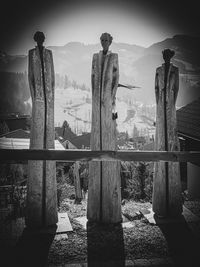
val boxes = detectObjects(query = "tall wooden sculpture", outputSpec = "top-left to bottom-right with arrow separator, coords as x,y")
153,49 -> 183,218
87,33 -> 122,223
26,31 -> 58,227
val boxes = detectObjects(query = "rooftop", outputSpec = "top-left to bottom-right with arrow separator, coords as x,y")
0,129 -> 30,139
0,138 -> 65,150
177,97 -> 200,140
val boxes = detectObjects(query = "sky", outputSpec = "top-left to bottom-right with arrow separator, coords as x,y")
1,0 -> 200,55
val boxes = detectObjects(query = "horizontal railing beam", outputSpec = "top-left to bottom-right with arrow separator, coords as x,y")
0,149 -> 200,163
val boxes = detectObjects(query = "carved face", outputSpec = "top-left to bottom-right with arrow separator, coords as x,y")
162,49 -> 174,64
100,34 -> 111,51
34,31 -> 45,47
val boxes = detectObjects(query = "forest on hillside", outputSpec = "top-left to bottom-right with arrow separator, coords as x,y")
0,72 -> 30,115
0,71 -> 90,116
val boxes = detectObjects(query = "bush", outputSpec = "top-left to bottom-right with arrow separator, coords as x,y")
120,161 -> 153,201
56,161 -> 89,207
56,162 -> 74,207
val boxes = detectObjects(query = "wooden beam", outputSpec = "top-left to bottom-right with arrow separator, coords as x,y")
0,149 -> 200,163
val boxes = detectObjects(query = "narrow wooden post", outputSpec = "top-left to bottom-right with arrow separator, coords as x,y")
73,161 -> 82,204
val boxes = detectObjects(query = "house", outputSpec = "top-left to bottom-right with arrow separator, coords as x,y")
70,133 -> 90,149
130,136 -> 146,150
177,97 -> 200,198
60,138 -> 77,149
142,141 -> 154,151
0,136 -> 65,212
0,129 -> 30,139
0,137 -> 65,150
55,120 -> 77,142
55,120 -> 90,149
0,114 -> 31,132
0,128 -> 65,185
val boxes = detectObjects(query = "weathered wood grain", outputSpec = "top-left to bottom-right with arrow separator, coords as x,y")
25,46 -> 58,228
88,50 -> 121,223
0,149 -> 200,163
153,62 -> 182,217
73,161 -> 82,202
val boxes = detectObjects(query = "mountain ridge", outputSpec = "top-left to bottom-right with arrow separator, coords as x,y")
0,34 -> 200,106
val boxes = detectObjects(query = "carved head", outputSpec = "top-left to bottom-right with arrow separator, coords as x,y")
162,48 -> 175,64
100,32 -> 113,52
33,31 -> 45,46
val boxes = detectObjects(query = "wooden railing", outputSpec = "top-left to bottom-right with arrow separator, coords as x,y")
0,149 -> 200,163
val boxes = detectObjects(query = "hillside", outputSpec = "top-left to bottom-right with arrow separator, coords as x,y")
54,87 -> 156,136
0,35 -> 200,106
0,35 -> 200,135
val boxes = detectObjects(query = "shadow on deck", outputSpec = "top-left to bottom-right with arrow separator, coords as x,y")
1,212 -> 200,266
0,218 -> 56,267
155,215 -> 200,267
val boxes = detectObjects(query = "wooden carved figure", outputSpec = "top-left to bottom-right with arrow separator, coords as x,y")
87,32 -> 122,223
153,49 -> 183,218
26,31 -> 58,227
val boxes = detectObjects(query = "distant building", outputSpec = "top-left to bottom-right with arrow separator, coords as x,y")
0,121 -> 9,135
0,137 -> 65,151
0,114 -> 31,132
61,139 -> 77,149
142,142 -> 154,151
55,120 -> 91,149
177,97 -> 200,198
130,136 -> 146,150
0,129 -> 30,139
71,133 -> 90,149
55,120 -> 77,141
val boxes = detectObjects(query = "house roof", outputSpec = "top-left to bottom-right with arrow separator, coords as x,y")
142,142 -> 154,151
70,133 -> 90,149
55,121 -> 91,149
61,139 -> 77,149
177,98 -> 200,140
0,115 -> 31,131
0,138 -> 65,150
132,136 -> 146,143
55,121 -> 76,142
0,129 -> 30,139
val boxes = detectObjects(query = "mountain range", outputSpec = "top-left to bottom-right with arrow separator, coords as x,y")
1,34 -> 200,107
0,34 -> 200,136
0,34 -> 200,107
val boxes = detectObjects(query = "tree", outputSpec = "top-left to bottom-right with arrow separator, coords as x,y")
64,75 -> 70,89
125,131 -> 129,141
0,121 -> 9,135
72,80 -> 78,90
55,73 -> 64,88
120,161 -> 153,201
132,124 -> 139,138
136,162 -> 148,199
73,161 -> 82,204
120,161 -> 138,199
0,72 -> 30,115
61,120 -> 77,140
